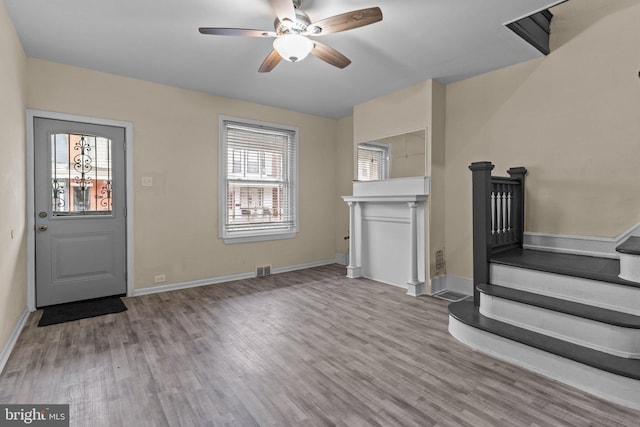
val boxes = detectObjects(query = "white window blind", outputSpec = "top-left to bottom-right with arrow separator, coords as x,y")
357,143 -> 389,181
220,118 -> 298,242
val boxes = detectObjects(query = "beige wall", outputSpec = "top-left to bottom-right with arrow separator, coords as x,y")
335,116 -> 354,257
445,0 -> 640,279
353,80 -> 445,287
0,2 -> 27,355
429,81 -> 446,277
3,0 -> 636,350
27,59 -> 340,289
353,80 -> 431,146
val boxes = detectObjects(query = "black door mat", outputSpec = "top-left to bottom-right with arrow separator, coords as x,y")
38,296 -> 127,326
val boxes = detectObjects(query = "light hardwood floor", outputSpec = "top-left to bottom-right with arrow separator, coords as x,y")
2,264 -> 639,426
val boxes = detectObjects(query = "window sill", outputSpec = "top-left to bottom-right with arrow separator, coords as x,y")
222,231 -> 297,245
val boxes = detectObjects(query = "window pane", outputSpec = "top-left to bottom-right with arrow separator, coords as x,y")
246,150 -> 259,174
51,133 -> 113,216
222,120 -> 296,237
358,147 -> 383,181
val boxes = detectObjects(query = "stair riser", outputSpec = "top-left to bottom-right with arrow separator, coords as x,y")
619,253 -> 640,282
480,294 -> 640,359
449,315 -> 640,411
490,264 -> 640,316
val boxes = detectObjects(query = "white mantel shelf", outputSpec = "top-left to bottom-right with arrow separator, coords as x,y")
342,195 -> 427,203
342,176 -> 430,297
352,176 -> 430,197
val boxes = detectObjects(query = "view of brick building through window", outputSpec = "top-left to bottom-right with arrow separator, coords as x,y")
226,147 -> 285,225
221,119 -> 297,239
51,133 -> 113,216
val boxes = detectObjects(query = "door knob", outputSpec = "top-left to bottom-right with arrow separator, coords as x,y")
38,225 -> 48,232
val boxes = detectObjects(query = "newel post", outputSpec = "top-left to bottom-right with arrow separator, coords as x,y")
507,167 -> 527,247
469,161 -> 495,307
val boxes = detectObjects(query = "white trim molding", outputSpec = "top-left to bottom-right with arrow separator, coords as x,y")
523,223 -> 640,259
26,109 -> 135,311
430,275 -> 473,296
335,252 -> 348,266
218,115 -> 299,245
134,259 -> 336,297
272,259 -> 336,275
0,308 -> 29,375
430,275 -> 447,294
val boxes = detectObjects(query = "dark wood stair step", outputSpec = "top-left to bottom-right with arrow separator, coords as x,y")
616,236 -> 640,256
477,283 -> 640,328
448,300 -> 640,381
490,248 -> 639,288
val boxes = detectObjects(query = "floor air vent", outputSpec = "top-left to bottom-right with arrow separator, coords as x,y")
432,290 -> 470,302
256,265 -> 271,277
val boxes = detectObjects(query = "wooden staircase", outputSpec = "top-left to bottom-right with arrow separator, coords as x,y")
448,162 -> 640,410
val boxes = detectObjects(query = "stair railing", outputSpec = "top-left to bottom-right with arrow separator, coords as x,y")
469,162 -> 527,306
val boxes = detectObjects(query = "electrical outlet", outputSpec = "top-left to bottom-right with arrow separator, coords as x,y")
154,274 -> 166,283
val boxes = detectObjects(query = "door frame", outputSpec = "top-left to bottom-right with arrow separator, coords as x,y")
26,109 -> 135,311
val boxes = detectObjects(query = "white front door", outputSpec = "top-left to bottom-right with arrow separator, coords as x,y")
34,117 -> 127,307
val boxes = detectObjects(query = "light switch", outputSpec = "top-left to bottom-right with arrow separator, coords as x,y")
141,176 -> 153,187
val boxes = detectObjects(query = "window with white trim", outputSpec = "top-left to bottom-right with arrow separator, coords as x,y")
357,142 -> 389,181
219,116 -> 298,243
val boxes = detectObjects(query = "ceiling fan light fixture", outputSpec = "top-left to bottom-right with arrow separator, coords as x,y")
273,34 -> 314,62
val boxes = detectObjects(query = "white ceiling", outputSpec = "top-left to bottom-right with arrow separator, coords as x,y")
5,0 -> 564,119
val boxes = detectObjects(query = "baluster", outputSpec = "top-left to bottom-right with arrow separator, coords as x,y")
507,191 -> 513,232
501,191 -> 507,233
491,191 -> 496,234
496,191 -> 502,234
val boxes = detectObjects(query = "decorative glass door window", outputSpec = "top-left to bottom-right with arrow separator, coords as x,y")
51,133 -> 113,216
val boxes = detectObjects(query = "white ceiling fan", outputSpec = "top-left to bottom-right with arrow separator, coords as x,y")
199,0 -> 383,72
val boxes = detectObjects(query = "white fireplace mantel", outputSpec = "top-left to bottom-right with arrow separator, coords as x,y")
342,177 -> 430,297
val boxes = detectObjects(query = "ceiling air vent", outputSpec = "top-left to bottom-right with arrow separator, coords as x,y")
506,9 -> 554,55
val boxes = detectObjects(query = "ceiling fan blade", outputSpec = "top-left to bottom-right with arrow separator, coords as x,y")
311,42 -> 351,69
199,28 -> 276,37
268,0 -> 296,24
310,7 -> 383,35
259,50 -> 283,73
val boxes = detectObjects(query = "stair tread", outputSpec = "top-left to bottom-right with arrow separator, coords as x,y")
491,248 -> 639,288
616,236 -> 640,255
449,300 -> 640,380
477,283 -> 640,328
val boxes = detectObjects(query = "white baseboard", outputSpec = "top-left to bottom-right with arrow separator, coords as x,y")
429,275 -> 473,296
523,223 -> 640,259
335,252 -> 348,266
133,259 -> 337,297
406,281 -> 427,297
271,259 -> 337,274
0,308 -> 29,375
430,275 -> 447,294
